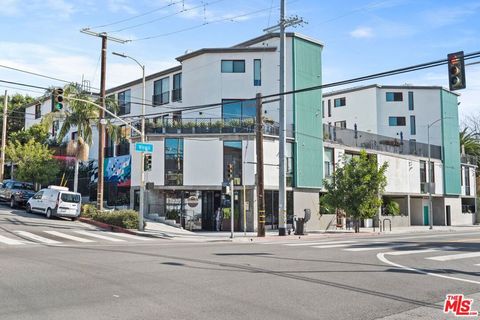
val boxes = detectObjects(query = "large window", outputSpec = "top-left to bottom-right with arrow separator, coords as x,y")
35,103 -> 41,119
172,73 -> 182,102
420,160 -> 427,193
118,89 -> 131,115
408,91 -> 414,110
334,121 -> 346,129
334,97 -> 346,108
222,99 -> 256,121
165,138 -> 183,186
223,141 -> 242,185
389,116 -> 406,126
221,60 -> 245,73
324,148 -> 334,178
253,59 -> 261,86
153,77 -> 169,105
410,115 -> 416,135
386,92 -> 403,101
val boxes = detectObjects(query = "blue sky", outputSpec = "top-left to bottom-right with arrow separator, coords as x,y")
1,0 -> 479,119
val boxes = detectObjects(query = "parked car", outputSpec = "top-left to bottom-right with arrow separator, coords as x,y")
26,186 -> 82,220
0,180 -> 36,208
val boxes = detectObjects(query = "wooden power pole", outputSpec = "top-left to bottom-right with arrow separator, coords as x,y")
255,93 -> 265,237
0,91 -> 7,181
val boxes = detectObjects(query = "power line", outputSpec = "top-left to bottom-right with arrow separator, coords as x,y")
0,64 -> 72,85
114,51 -> 480,120
109,0 -> 227,33
130,5 -> 281,41
0,80 -> 50,91
89,0 -> 185,29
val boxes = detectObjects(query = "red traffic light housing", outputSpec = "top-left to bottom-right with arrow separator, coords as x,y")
447,51 -> 466,91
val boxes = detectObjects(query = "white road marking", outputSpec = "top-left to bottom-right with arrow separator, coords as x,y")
312,244 -> 354,249
285,240 -> 355,247
344,243 -> 416,252
73,230 -> 126,242
0,234 -> 27,245
426,252 -> 480,262
14,231 -> 62,245
377,252 -> 480,285
44,231 -> 96,243
386,247 -> 452,256
104,232 -> 153,241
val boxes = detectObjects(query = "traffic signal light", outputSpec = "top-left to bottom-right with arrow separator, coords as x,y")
52,88 -> 64,111
144,153 -> 152,171
227,163 -> 233,181
448,51 -> 466,91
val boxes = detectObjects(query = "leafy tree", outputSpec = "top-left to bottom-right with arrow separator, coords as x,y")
384,200 -> 401,216
322,150 -> 388,232
5,139 -> 59,186
0,93 -> 35,135
9,123 -> 50,145
43,83 -> 119,192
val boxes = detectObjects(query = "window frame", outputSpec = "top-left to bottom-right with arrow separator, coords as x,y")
386,92 -> 403,102
408,91 -> 414,110
253,59 -> 261,86
410,115 -> 416,135
35,103 -> 41,119
172,73 -> 182,102
389,116 -> 406,126
164,138 -> 184,186
334,97 -> 346,108
153,77 -> 170,105
221,60 -> 245,73
117,89 -> 131,115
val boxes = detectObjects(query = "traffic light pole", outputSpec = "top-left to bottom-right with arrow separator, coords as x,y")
230,178 -> 234,239
97,34 -> 107,210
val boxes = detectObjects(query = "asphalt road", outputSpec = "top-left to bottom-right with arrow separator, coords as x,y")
0,205 -> 479,320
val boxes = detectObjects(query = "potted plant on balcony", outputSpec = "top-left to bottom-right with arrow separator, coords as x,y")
242,118 -> 255,133
182,121 -> 195,134
211,120 -> 223,133
165,121 -> 177,134
197,121 -> 208,134
151,121 -> 164,134
228,119 -> 241,133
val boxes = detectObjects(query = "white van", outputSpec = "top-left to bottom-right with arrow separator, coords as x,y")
26,186 -> 82,220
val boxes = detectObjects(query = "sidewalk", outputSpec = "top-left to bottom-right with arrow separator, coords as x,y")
134,220 -> 480,242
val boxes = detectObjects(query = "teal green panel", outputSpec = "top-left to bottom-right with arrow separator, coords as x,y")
441,90 -> 461,195
292,37 -> 323,189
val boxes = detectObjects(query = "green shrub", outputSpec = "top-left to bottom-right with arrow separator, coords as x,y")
81,204 -> 98,218
385,201 -> 401,216
166,210 -> 179,220
82,206 -> 139,229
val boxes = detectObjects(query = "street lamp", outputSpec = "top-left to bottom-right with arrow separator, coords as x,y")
427,117 -> 452,230
112,52 -> 146,232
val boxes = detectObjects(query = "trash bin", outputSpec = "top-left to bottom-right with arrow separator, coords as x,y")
294,218 -> 305,235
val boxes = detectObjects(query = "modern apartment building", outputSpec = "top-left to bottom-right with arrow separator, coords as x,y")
24,34 -> 476,231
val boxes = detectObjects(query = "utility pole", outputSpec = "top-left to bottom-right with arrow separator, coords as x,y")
0,91 -> 7,181
256,93 -> 265,237
278,0 -> 287,236
263,0 -> 304,236
80,29 -> 127,210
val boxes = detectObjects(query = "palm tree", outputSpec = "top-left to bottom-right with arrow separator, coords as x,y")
43,83 -> 119,193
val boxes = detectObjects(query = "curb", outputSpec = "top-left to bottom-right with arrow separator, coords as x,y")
78,217 -> 137,235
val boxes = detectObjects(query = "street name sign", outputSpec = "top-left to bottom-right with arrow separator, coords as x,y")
135,142 -> 154,153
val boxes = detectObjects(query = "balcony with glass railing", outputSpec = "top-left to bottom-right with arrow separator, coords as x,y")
323,124 -> 442,159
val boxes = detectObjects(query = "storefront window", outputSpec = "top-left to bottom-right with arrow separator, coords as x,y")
165,138 -> 183,186
223,141 -> 242,185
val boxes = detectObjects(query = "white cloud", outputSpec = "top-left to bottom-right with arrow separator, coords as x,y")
107,0 -> 137,15
423,3 -> 480,28
350,27 -> 374,39
44,0 -> 75,19
0,0 -> 20,16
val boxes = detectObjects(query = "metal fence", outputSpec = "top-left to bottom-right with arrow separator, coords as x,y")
323,124 -> 442,159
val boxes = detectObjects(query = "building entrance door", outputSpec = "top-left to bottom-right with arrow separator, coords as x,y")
446,205 -> 451,226
423,205 -> 429,226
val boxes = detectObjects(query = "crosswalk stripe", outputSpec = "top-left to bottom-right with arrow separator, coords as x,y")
312,244 -> 353,249
44,231 -> 96,243
344,244 -> 416,252
285,240 -> 355,247
74,230 -> 126,242
426,252 -> 480,262
104,232 -> 152,241
14,231 -> 62,244
0,234 -> 27,245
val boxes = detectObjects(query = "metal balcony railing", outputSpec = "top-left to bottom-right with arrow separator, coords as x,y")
323,124 -> 442,159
